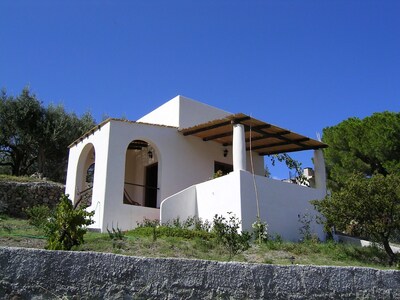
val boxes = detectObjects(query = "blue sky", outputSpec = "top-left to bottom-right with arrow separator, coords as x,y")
1,0 -> 399,178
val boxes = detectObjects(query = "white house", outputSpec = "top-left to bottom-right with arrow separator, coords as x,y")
65,95 -> 328,241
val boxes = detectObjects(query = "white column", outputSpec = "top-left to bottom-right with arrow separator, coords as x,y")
233,123 -> 246,171
313,149 -> 327,192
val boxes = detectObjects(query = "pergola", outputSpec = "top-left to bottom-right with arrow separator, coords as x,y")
180,113 -> 327,157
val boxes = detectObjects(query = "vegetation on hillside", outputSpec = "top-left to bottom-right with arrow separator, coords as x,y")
0,174 -> 52,183
0,88 -> 95,183
25,194 -> 94,250
0,213 -> 397,269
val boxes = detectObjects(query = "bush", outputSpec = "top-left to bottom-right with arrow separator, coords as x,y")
0,214 -> 12,233
177,216 -> 212,232
298,213 -> 318,242
252,218 -> 268,244
213,213 -> 251,259
25,205 -> 51,230
134,217 -> 213,241
137,218 -> 160,228
107,225 -> 125,240
136,218 -> 159,241
192,217 -> 212,232
107,225 -> 126,249
45,194 -> 94,250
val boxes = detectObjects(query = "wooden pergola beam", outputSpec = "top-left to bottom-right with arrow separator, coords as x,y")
259,144 -> 328,156
246,137 -> 310,151
182,116 -> 250,136
180,113 -> 328,155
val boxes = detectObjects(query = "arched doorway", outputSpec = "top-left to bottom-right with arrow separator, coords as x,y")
75,143 -> 96,207
123,140 -> 159,208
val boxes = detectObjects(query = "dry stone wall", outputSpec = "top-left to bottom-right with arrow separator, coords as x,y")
0,247 -> 399,299
0,181 -> 65,217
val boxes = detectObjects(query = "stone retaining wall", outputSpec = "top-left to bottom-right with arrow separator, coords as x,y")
0,247 -> 399,299
0,181 -> 65,217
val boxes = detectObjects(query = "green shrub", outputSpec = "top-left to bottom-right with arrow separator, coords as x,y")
298,213 -> 318,242
135,216 -> 214,241
107,225 -> 125,240
25,205 -> 51,230
137,218 -> 159,241
0,214 -> 12,233
192,217 -> 212,232
107,225 -> 126,249
163,216 -> 212,232
45,194 -> 94,250
137,218 -> 160,228
252,218 -> 268,244
213,213 -> 251,259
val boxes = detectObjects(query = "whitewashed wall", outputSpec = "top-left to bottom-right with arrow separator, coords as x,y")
160,186 -> 197,223
65,122 -> 112,231
138,95 -> 231,129
161,170 -> 325,242
195,173 -> 243,223
239,171 -> 326,241
66,119 -> 264,232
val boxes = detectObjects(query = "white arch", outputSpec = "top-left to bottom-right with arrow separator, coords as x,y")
74,143 -> 96,206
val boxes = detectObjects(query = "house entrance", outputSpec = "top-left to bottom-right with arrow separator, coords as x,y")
123,139 -> 159,208
145,163 -> 158,208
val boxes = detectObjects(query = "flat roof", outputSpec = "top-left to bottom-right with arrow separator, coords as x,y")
180,113 -> 327,155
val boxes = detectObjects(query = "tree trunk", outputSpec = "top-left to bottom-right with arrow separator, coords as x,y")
382,238 -> 396,266
37,146 -> 45,176
12,156 -> 20,176
12,148 -> 24,176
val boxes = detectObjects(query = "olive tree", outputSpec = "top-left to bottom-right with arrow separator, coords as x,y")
312,173 -> 400,265
0,88 -> 43,176
0,88 -> 95,182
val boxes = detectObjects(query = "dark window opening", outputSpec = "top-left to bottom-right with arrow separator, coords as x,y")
214,161 -> 233,177
145,163 -> 158,208
78,163 -> 95,208
86,163 -> 95,184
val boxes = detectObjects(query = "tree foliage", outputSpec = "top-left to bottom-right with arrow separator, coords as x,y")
0,88 -> 95,182
37,104 -> 95,181
0,88 -> 43,176
316,111 -> 400,265
322,111 -> 400,190
212,213 -> 251,259
45,194 -> 94,250
312,173 -> 400,265
264,153 -> 306,184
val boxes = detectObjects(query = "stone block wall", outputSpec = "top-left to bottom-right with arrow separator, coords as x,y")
0,247 -> 399,299
0,181 -> 65,217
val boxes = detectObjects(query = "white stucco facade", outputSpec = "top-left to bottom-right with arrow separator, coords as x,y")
66,96 -> 264,232
161,165 -> 326,242
65,95 -> 327,240
138,95 -> 231,129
